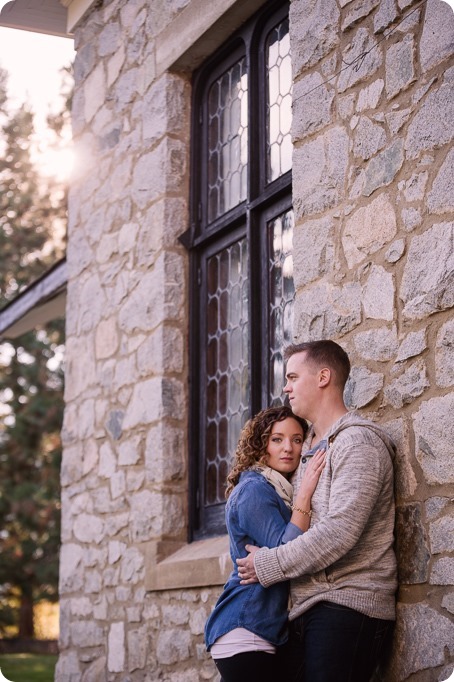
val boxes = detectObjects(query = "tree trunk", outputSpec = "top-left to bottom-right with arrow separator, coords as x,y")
18,589 -> 34,638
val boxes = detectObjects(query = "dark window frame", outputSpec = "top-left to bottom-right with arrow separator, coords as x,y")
182,0 -> 292,540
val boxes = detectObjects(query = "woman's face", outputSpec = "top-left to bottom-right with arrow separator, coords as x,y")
265,417 -> 304,477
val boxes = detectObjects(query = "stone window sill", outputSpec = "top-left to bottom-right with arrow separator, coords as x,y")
145,535 -> 231,591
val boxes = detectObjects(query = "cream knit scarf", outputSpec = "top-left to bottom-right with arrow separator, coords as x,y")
254,466 -> 293,510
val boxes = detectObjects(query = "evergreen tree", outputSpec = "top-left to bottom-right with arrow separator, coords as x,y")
0,65 -> 68,638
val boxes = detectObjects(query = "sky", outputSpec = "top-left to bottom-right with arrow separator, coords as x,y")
0,25 -> 75,133
0,23 -> 75,176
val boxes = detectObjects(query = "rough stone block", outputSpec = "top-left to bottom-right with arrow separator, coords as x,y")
292,73 -> 334,140
74,513 -> 105,544
137,325 -> 184,376
106,410 -> 124,440
118,436 -> 141,466
342,192 -> 397,267
385,107 -> 411,134
353,326 -> 398,360
374,0 -> 399,33
294,281 -> 362,339
428,147 -> 454,214
145,422 -> 186,484
342,0 -> 380,31
81,656 -> 107,682
290,0 -> 340,73
395,503 -> 430,583
383,417 -> 418,499
361,138 -> 404,196
352,116 -> 386,159
442,592 -> 454,615
389,603 -> 454,679
420,0 -> 454,72
385,238 -> 405,263
401,206 -> 422,231
396,329 -> 427,362
356,78 -> 384,111
384,360 -> 429,407
99,441 -> 116,478
128,624 -> 148,672
61,443 -> 84,487
431,557 -> 454,584
425,496 -> 451,521
59,544 -> 85,594
403,171 -> 428,202
107,44 -> 125,88
110,470 -> 126,499
122,377 -> 185,429
84,63 -> 106,123
429,514 -> 454,554
108,622 -> 125,672
129,489 -> 184,541
98,22 -> 121,57
293,126 -> 349,217
385,34 -> 415,99
362,264 -> 395,321
293,215 -> 335,288
143,73 -> 190,142
405,81 -> 454,158
95,317 -> 119,359
55,651 -> 81,680
131,137 -> 187,209
344,365 -> 384,408
400,222 -> 454,319
120,547 -> 145,583
156,629 -> 191,665
413,394 -> 454,485
71,620 -> 104,648
338,28 -> 382,92
436,317 -> 454,387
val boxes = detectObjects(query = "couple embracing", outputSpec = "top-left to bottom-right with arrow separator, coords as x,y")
205,340 -> 397,682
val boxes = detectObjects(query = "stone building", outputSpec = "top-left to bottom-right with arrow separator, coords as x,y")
0,0 -> 453,680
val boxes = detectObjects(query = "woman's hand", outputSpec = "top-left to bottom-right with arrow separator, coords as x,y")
290,448 -> 326,531
297,448 -> 326,499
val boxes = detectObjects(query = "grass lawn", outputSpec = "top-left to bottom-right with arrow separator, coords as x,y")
0,653 -> 57,682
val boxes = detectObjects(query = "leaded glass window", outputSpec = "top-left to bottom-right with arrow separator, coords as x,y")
187,1 -> 294,538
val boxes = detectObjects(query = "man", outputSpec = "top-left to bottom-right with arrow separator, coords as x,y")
237,340 -> 397,681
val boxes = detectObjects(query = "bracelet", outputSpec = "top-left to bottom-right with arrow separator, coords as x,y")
292,505 -> 312,517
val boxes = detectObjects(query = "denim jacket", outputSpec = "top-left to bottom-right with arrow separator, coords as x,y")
204,470 -> 303,649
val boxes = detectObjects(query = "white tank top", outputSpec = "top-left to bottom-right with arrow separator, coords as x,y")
210,627 -> 276,659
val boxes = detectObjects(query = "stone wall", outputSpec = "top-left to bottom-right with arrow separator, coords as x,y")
56,0 -> 453,680
289,0 -> 454,679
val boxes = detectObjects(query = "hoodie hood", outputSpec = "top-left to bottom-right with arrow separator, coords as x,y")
325,411 -> 397,462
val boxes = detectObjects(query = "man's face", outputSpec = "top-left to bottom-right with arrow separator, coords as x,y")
283,352 -> 319,420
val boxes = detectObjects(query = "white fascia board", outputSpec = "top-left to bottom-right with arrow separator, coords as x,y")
0,259 -> 67,339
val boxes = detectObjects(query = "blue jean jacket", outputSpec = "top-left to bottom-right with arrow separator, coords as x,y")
205,470 -> 303,649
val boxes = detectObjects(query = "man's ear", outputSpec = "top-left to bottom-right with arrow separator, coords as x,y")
318,367 -> 331,387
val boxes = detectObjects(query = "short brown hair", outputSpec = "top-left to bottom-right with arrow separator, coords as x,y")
284,340 -> 350,388
225,405 -> 308,498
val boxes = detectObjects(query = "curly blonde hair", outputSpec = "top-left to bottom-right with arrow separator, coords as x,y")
225,406 -> 308,498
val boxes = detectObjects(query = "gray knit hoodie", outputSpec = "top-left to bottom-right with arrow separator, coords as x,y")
254,412 -> 398,621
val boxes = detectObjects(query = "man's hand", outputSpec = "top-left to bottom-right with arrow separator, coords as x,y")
236,544 -> 260,584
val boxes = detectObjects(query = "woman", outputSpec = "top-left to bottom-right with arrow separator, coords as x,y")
204,405 -> 326,682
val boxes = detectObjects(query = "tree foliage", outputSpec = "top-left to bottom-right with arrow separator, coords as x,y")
0,65 -> 70,638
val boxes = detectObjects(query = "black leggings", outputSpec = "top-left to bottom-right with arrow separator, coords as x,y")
214,651 -> 278,682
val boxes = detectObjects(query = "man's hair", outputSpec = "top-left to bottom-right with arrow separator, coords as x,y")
284,340 -> 351,388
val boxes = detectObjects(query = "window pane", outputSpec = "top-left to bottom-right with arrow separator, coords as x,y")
208,59 -> 248,222
266,18 -> 293,182
204,239 -> 250,505
268,209 -> 295,405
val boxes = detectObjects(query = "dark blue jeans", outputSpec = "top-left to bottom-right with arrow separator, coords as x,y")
279,601 -> 394,682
